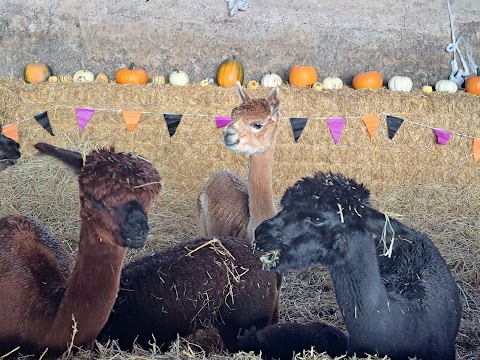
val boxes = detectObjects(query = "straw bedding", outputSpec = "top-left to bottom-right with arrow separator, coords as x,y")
0,80 -> 479,359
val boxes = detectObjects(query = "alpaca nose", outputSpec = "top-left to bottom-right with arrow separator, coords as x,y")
254,219 -> 277,251
222,126 -> 239,147
119,202 -> 150,249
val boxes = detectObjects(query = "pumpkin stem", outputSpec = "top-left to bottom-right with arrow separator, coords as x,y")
81,59 -> 85,70
128,63 -> 135,70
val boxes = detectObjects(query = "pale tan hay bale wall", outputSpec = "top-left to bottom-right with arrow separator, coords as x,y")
1,80 -> 478,198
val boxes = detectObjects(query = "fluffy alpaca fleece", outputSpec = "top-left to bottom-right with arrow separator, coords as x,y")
255,172 -> 461,360
99,236 -> 281,352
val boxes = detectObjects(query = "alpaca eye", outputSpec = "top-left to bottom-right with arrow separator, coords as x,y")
252,122 -> 263,130
307,217 -> 324,226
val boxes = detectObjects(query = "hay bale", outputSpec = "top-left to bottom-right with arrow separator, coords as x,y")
0,80 -> 479,359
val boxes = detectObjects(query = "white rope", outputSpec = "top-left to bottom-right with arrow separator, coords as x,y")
226,0 -> 249,16
445,0 -> 478,88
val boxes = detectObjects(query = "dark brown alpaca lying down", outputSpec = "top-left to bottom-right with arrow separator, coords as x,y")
0,143 -> 161,357
237,321 -> 348,360
99,236 -> 281,352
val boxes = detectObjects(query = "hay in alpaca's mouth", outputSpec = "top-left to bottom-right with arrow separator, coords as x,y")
260,250 -> 281,270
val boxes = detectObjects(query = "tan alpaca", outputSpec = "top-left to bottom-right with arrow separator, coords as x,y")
197,81 -> 280,241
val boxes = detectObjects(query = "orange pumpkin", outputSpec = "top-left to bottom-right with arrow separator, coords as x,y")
115,63 -> 148,84
217,57 -> 244,87
352,71 -> 383,89
465,75 -> 480,95
289,65 -> 318,88
24,62 -> 52,84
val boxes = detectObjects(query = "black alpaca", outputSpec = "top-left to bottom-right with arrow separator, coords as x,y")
254,172 -> 461,360
99,236 -> 280,352
237,321 -> 348,360
0,127 -> 20,171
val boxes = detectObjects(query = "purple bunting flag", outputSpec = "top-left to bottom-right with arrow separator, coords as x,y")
76,108 -> 96,131
215,116 -> 232,128
327,118 -> 346,145
433,128 -> 452,145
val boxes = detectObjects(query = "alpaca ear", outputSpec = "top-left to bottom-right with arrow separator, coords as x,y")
236,81 -> 252,103
34,142 -> 84,175
267,86 -> 280,119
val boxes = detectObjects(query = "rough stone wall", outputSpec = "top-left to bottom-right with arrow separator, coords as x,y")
0,0 -> 478,86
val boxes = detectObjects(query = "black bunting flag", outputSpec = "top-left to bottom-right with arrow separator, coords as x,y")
163,113 -> 183,137
34,111 -> 54,136
289,117 -> 309,142
386,115 -> 404,140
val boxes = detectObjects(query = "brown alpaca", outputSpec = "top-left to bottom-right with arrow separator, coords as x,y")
0,125 -> 21,171
0,142 -> 161,357
197,81 -> 280,241
99,236 -> 281,353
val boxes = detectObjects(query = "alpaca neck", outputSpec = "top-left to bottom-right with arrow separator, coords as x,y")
46,223 -> 126,351
329,234 -> 391,334
247,143 -> 277,241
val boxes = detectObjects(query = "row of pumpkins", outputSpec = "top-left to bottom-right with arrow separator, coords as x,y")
23,58 -> 480,95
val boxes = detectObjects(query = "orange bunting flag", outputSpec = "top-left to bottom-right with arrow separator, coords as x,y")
474,138 -> 480,164
361,114 -> 381,140
122,110 -> 142,131
2,124 -> 19,143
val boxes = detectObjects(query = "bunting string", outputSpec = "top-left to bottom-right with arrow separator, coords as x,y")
1,105 -> 479,163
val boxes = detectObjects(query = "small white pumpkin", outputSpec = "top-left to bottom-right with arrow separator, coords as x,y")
261,72 -> 282,87
73,69 -> 95,83
322,77 -> 343,90
169,69 -> 189,86
435,80 -> 457,93
388,76 -> 413,92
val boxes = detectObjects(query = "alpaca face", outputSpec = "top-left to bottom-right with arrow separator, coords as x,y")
254,172 -> 370,272
0,131 -> 21,171
254,206 -> 349,272
222,83 -> 280,156
78,149 -> 161,249
223,99 -> 277,155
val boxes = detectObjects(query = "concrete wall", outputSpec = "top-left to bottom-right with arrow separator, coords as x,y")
0,0 -> 479,86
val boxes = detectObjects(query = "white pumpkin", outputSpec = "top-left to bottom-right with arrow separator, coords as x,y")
388,76 -> 413,92
73,69 -> 95,83
261,72 -> 282,87
322,77 -> 343,90
435,80 -> 457,93
169,69 -> 189,86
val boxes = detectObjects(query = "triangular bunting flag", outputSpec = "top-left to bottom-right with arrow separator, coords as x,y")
361,114 -> 380,140
2,124 -> 19,143
215,116 -> 232,128
474,138 -> 480,164
76,108 -> 96,131
34,111 -> 54,135
386,115 -> 404,140
433,128 -> 452,145
123,110 -> 142,131
289,118 -> 308,142
327,118 -> 346,145
163,113 -> 182,137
